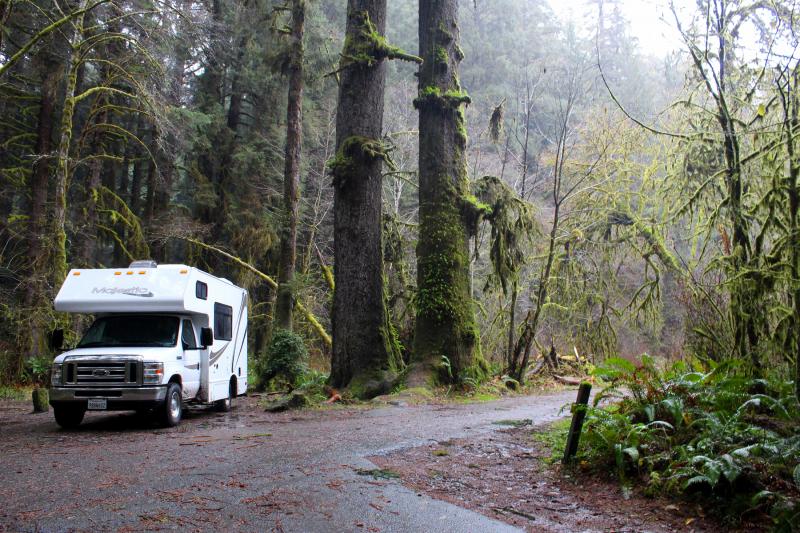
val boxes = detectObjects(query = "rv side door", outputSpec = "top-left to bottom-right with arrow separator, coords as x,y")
180,319 -> 201,399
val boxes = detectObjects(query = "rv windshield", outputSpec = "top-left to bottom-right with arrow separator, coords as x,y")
77,316 -> 179,348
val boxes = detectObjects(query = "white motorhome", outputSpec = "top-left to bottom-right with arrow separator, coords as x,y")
49,261 -> 248,428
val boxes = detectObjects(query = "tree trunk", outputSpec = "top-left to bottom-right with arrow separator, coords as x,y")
783,67 -> 800,403
78,107 -> 105,268
274,0 -> 305,331
129,127 -> 148,217
411,0 -> 483,386
331,0 -> 402,398
52,0 -> 87,288
714,9 -> 758,371
22,54 -> 60,368
506,280 -> 518,374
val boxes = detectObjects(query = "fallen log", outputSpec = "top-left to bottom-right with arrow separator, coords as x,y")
554,375 -> 584,386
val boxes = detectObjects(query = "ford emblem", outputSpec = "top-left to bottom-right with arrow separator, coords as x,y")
93,369 -> 109,377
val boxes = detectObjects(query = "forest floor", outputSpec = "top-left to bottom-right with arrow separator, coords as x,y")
0,389 -> 738,532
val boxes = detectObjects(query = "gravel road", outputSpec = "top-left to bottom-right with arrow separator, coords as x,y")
0,390 -> 578,532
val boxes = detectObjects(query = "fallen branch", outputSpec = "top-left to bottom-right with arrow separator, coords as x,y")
553,375 -> 584,386
182,237 -> 332,347
492,506 -> 538,521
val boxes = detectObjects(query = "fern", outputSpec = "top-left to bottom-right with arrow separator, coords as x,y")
572,355 -> 799,528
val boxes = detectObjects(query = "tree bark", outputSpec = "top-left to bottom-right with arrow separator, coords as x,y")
781,67 -> 800,403
331,0 -> 402,398
129,127 -> 148,217
78,106 -> 106,268
411,0 -> 482,386
22,53 -> 60,366
52,0 -> 88,288
26,58 -> 59,299
274,0 -> 305,331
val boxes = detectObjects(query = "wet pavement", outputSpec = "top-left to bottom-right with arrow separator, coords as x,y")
0,390 -> 578,532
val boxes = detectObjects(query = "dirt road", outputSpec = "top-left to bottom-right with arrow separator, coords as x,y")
0,390 -> 713,532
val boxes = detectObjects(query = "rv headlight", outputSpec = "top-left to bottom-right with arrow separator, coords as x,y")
51,363 -> 63,386
143,362 -> 164,384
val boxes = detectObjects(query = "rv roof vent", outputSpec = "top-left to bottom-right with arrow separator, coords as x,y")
129,260 -> 158,269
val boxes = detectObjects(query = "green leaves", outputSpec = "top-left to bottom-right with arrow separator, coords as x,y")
575,356 -> 799,527
591,356 -> 636,381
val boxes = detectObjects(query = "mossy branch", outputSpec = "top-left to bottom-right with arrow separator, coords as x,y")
94,186 -> 149,260
413,86 -> 472,110
337,10 -> 422,71
329,135 -> 396,189
0,0 -> 110,78
314,244 -> 334,291
605,208 -> 681,273
181,237 -> 332,348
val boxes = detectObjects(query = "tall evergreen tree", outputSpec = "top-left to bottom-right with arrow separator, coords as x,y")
329,0 -> 418,397
275,0 -> 306,331
411,0 -> 484,385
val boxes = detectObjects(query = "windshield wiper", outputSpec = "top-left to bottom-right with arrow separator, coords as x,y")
76,342 -> 117,348
122,342 -> 174,347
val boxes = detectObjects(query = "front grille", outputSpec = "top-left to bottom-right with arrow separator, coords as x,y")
74,390 -> 123,397
64,360 -> 140,387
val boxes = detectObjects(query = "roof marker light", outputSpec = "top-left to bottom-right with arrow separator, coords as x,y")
73,272 -> 80,276
138,271 -> 146,275
126,271 -> 134,275
114,272 -> 121,276
180,269 -> 188,274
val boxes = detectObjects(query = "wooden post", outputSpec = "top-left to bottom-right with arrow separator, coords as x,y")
563,381 -> 592,464
32,387 -> 49,413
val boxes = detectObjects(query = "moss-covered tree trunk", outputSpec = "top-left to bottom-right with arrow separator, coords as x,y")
330,1 -> 405,398
52,0 -> 88,287
410,0 -> 483,386
275,0 -> 305,331
783,68 -> 800,404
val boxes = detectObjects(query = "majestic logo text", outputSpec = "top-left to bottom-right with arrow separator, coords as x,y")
91,287 -> 154,297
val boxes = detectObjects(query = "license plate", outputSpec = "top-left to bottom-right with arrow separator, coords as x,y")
87,399 -> 107,410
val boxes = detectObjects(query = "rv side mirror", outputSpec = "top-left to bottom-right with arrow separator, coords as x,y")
49,329 -> 64,351
200,327 -> 213,348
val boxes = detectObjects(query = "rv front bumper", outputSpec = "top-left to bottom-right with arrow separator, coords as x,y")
49,386 -> 167,410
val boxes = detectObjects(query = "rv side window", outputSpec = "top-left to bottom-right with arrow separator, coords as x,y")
196,281 -> 208,300
181,319 -> 197,349
214,303 -> 233,341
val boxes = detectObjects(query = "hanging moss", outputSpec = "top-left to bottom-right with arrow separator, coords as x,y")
462,193 -> 493,238
455,106 -> 468,148
340,10 -> 422,69
328,135 -> 395,189
472,176 -> 537,295
489,101 -> 505,143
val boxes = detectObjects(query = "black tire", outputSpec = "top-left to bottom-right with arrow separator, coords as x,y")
161,382 -> 183,427
215,380 -> 235,412
54,405 -> 85,429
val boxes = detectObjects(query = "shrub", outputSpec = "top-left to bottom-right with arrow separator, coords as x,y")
256,329 -> 308,391
574,356 -> 799,529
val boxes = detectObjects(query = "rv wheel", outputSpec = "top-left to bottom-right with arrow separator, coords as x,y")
215,381 -> 234,412
161,382 -> 183,427
54,406 -> 86,429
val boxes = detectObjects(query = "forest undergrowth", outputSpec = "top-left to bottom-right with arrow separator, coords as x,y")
554,356 -> 800,530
